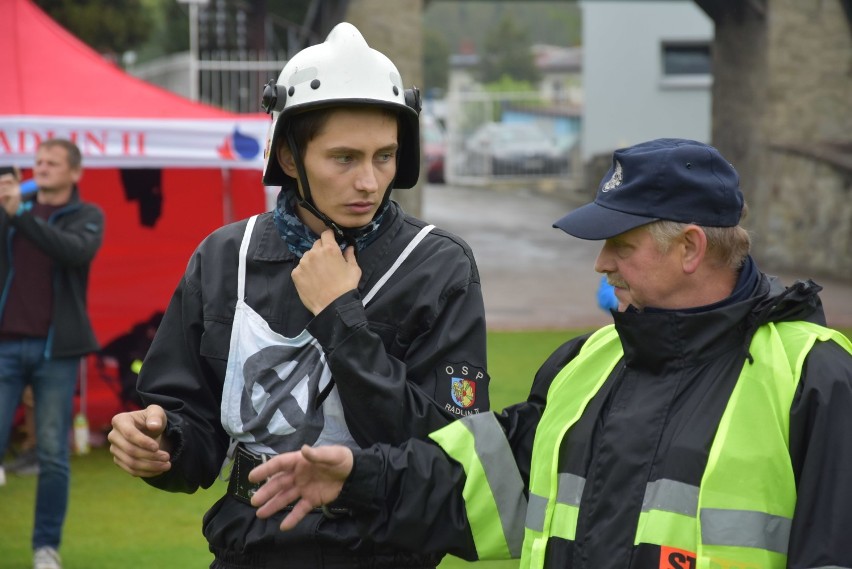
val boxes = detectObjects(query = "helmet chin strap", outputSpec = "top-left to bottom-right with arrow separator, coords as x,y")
285,130 -> 395,249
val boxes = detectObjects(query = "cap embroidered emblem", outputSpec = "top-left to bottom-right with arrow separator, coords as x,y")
602,160 -> 623,192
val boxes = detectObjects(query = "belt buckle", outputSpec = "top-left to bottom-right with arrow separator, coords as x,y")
228,446 -> 267,505
229,447 -> 351,517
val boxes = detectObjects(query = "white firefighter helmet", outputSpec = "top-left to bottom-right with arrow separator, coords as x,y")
261,22 -> 421,188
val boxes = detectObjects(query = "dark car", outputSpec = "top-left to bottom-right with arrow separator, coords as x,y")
464,121 -> 568,176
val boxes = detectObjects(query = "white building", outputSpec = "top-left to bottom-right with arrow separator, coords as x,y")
532,44 -> 583,108
581,0 -> 713,161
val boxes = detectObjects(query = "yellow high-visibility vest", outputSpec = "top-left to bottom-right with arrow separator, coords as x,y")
522,321 -> 852,569
431,321 -> 852,568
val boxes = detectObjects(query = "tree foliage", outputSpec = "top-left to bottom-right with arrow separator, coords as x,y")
424,28 -> 451,94
480,16 -> 541,85
35,0 -> 154,57
422,2 -> 577,89
132,0 -> 312,63
267,0 -> 312,24
483,75 -> 538,94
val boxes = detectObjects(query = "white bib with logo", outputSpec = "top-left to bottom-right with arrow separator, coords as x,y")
221,215 -> 433,455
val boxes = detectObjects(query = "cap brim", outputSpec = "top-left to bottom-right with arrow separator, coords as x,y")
552,202 -> 658,240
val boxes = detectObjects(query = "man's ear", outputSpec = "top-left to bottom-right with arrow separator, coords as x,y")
680,225 -> 707,274
276,143 -> 298,177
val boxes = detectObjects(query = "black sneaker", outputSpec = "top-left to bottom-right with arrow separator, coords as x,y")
7,449 -> 39,476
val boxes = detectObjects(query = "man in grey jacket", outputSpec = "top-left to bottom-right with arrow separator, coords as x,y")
0,139 -> 104,569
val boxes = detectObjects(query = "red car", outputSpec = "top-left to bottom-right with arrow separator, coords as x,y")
423,117 -> 446,184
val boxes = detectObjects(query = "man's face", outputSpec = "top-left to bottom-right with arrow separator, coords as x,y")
34,145 -> 80,194
279,107 -> 398,234
593,225 -> 685,311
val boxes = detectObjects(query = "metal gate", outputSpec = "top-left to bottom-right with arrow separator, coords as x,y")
129,51 -> 285,114
443,91 -> 583,189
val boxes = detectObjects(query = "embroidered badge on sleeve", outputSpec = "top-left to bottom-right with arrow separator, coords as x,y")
438,362 -> 489,416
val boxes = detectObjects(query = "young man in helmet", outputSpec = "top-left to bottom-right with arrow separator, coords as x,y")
108,22 -> 489,569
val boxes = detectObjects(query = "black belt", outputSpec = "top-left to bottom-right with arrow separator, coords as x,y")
227,445 -> 351,517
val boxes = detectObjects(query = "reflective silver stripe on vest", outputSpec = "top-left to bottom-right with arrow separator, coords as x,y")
638,480 -> 794,555
557,472 -> 585,507
526,493 -> 547,533
700,509 -> 792,554
642,478 -> 699,517
461,413 -> 528,557
526,473 -> 585,532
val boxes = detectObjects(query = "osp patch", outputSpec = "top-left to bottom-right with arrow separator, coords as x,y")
440,362 -> 489,416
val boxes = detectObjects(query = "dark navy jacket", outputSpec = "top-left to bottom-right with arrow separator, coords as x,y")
0,187 -> 104,357
137,201 -> 489,567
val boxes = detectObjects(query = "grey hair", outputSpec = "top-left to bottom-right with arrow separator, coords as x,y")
646,220 -> 751,270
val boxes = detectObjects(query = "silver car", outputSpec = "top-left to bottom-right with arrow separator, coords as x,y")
464,121 -> 569,176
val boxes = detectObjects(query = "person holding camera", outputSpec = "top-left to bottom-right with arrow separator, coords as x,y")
0,139 -> 104,569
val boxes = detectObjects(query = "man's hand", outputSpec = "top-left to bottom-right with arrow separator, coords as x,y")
107,404 -> 172,477
0,169 -> 21,217
249,444 -> 354,531
292,230 -> 361,315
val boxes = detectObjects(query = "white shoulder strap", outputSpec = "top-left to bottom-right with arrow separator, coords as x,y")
361,224 -> 435,306
237,215 -> 259,301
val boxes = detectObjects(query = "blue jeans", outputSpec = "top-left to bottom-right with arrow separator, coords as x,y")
0,338 -> 79,550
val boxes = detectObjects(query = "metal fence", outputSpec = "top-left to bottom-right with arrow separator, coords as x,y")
129,50 -> 286,114
198,50 -> 287,114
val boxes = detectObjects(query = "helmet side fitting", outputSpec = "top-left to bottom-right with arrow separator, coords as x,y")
262,22 -> 422,191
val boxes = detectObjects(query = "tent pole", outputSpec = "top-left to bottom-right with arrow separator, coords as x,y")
222,167 -> 233,224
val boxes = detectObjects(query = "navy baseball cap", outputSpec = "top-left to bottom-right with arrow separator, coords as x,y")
553,138 -> 743,240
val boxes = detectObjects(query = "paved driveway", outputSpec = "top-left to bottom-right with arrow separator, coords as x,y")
422,183 -> 852,330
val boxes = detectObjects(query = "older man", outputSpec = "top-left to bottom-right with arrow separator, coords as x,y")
249,138 -> 852,569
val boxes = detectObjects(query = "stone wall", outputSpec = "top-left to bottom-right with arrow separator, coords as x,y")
761,149 -> 852,278
710,0 -> 852,279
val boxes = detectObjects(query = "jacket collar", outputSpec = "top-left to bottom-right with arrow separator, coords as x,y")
250,201 -> 404,267
611,270 -> 826,369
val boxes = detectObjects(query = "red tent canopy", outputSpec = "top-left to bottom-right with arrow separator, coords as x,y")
1,0 -> 272,168
3,0 -> 236,118
1,0 -> 277,429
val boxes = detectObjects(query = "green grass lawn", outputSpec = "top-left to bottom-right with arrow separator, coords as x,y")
3,326 -> 848,568
0,449 -> 224,568
0,329 -> 584,569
